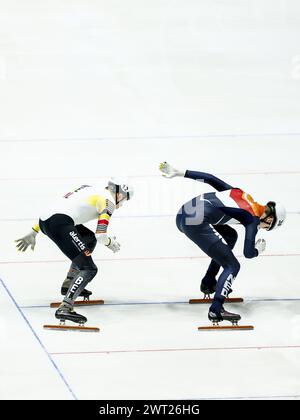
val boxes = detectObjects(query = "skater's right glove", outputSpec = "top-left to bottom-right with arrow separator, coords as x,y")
15,229 -> 38,252
159,162 -> 185,178
255,238 -> 266,255
106,236 -> 121,253
96,234 -> 121,253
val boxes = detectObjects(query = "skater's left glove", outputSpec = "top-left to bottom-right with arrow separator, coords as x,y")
15,229 -> 38,252
159,162 -> 185,178
255,238 -> 266,255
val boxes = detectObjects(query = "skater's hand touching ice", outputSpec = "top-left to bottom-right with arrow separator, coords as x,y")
255,238 -> 266,255
15,230 -> 37,252
159,162 -> 184,178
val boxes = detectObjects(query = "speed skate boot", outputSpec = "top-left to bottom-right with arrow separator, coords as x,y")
201,279 -> 233,299
208,308 -> 241,326
55,302 -> 87,325
200,276 -> 217,299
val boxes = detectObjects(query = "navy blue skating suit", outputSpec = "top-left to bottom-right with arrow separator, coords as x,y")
176,170 -> 266,314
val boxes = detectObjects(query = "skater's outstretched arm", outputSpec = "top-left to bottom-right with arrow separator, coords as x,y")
15,224 -> 39,252
184,170 -> 233,192
159,162 -> 233,191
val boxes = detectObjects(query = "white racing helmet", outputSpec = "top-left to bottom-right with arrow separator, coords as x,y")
108,177 -> 134,201
266,201 -> 287,230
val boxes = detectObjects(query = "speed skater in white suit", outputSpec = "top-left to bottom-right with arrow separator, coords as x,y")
15,178 -> 134,325
159,162 -> 286,325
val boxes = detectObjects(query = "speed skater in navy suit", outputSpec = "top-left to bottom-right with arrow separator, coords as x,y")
159,162 -> 286,324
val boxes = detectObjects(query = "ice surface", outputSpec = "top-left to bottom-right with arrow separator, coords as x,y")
0,0 -> 300,400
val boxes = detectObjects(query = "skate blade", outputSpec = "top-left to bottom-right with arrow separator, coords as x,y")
198,325 -> 254,331
43,324 -> 100,332
189,297 -> 244,304
50,299 -> 104,308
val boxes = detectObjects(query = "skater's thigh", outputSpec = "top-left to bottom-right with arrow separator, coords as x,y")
181,223 -> 221,254
76,224 -> 97,251
206,239 -> 240,271
213,224 -> 238,248
43,218 -> 91,261
182,221 -> 239,270
55,227 -> 93,261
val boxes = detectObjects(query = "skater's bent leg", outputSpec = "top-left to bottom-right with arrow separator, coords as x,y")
179,221 -> 239,304
40,216 -> 98,323
61,225 -> 97,295
178,215 -> 240,318
204,240 -> 240,314
63,253 -> 98,306
201,261 -> 221,290
202,225 -> 238,282
180,222 -> 221,292
61,225 -> 97,297
61,262 -> 79,292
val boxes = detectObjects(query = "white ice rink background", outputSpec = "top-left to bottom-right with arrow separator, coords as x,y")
0,0 -> 300,400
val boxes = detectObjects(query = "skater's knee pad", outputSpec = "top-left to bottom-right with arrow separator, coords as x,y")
227,259 -> 240,276
79,267 -> 98,284
219,254 -> 240,277
89,262 -> 98,277
72,253 -> 98,276
75,264 -> 98,285
208,240 -> 239,271
82,261 -> 98,279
